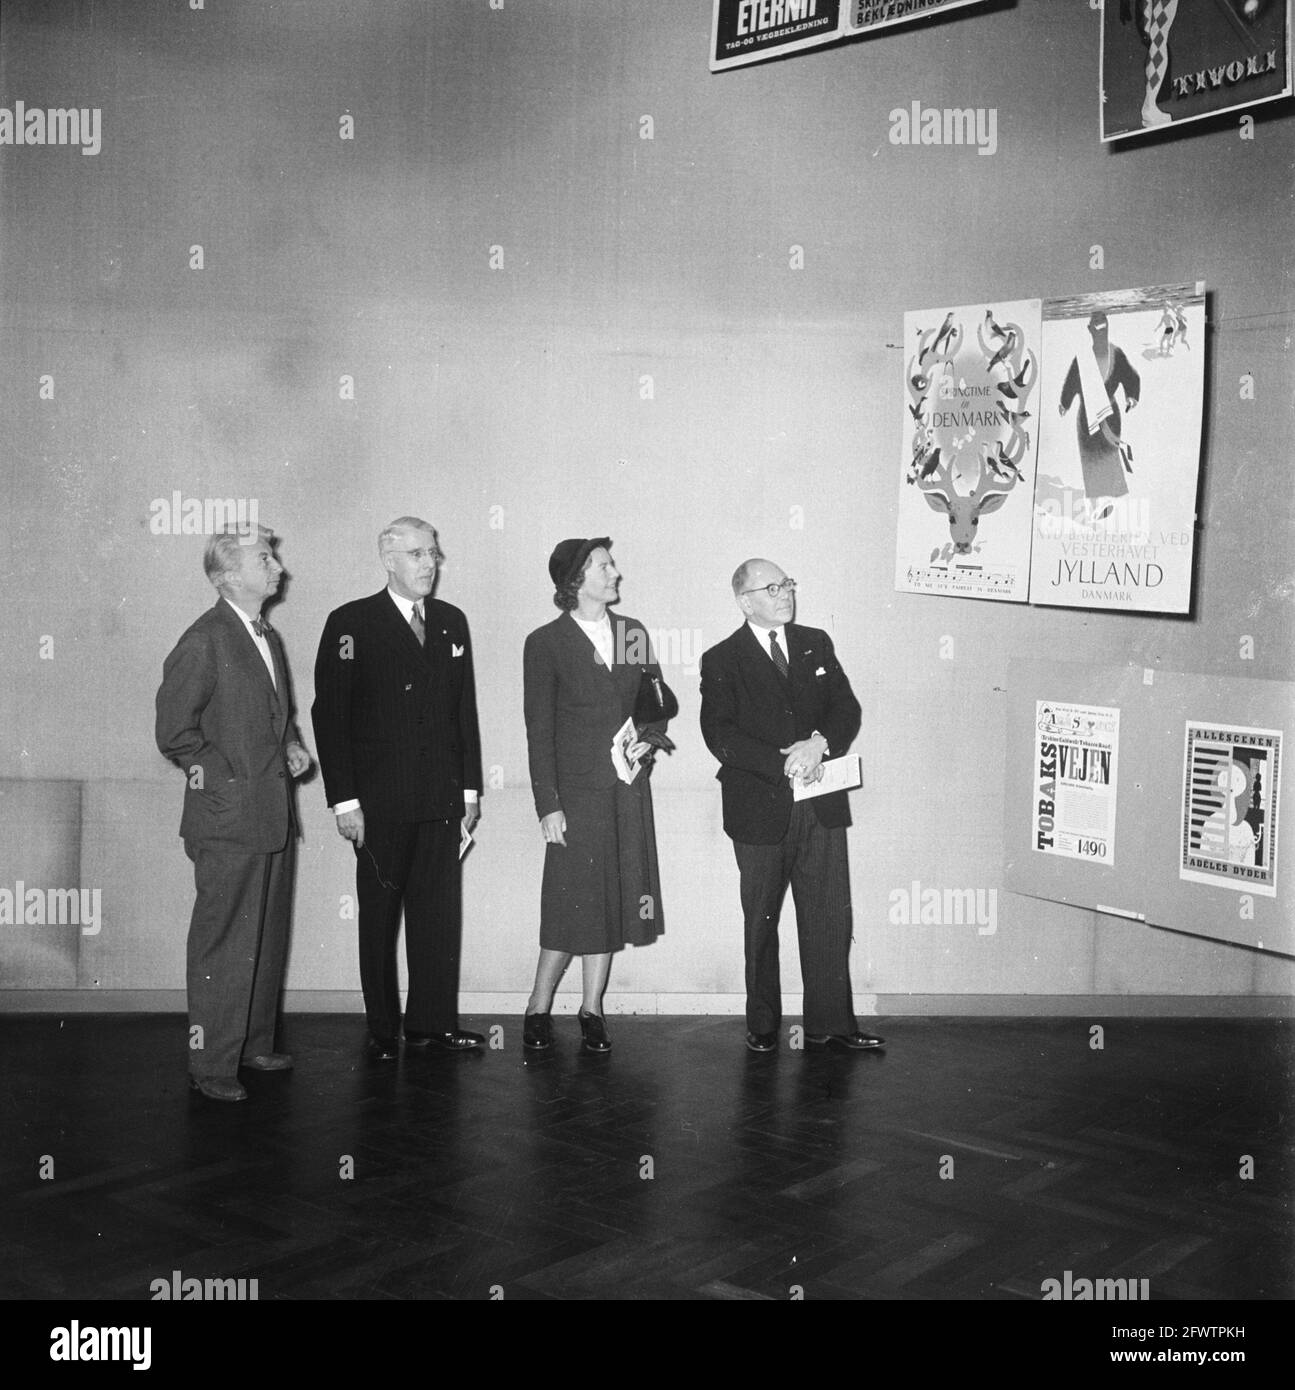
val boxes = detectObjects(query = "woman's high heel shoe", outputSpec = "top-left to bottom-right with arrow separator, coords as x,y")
523,1010 -> 553,1051
578,1008 -> 611,1053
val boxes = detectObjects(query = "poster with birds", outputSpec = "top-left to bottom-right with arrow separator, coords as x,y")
1029,282 -> 1205,614
895,298 -> 1042,602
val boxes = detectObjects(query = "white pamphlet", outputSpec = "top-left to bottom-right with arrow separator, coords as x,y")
792,754 -> 862,801
610,717 -> 642,785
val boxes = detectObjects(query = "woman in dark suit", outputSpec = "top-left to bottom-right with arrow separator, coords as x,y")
522,538 -> 668,1052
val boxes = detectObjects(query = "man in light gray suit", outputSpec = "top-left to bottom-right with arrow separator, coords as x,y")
156,525 -> 311,1102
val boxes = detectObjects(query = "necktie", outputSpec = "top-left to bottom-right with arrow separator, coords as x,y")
768,629 -> 788,680
250,616 -> 276,690
410,603 -> 426,646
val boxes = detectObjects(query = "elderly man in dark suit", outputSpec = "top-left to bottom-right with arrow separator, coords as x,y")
700,559 -> 884,1054
156,525 -> 312,1102
312,517 -> 483,1060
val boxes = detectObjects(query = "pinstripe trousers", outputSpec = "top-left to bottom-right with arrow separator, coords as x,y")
732,802 -> 857,1037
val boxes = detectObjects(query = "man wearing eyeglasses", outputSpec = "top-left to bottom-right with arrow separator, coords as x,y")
700,559 -> 884,1054
156,525 -> 312,1102
312,517 -> 483,1060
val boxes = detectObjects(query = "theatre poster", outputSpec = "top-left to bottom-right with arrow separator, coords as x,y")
1181,722 -> 1282,897
1033,701 -> 1121,867
894,298 -> 1041,602
1101,0 -> 1292,144
1028,283 -> 1205,615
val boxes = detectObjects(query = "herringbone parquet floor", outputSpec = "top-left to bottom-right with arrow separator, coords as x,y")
1,1015 -> 1291,1304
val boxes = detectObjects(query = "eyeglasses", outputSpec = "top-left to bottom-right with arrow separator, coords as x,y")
741,578 -> 797,599
392,547 -> 444,563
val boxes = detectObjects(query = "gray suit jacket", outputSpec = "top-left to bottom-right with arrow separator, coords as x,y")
155,598 -> 301,852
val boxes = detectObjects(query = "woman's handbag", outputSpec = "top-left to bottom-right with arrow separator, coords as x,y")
633,670 -> 677,753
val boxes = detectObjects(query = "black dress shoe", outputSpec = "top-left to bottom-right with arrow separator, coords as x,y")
577,1009 -> 611,1053
412,1030 -> 484,1051
522,1011 -> 553,1051
365,1036 -> 399,1061
745,1031 -> 777,1053
805,1031 -> 886,1051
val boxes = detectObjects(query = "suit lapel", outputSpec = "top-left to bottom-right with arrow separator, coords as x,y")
373,589 -> 432,672
609,615 -> 639,706
783,623 -> 814,703
265,630 -> 290,733
737,622 -> 788,700
422,606 -> 456,697
215,599 -> 279,704
560,610 -> 614,677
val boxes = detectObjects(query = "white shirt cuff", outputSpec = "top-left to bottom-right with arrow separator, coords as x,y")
335,793 -> 476,811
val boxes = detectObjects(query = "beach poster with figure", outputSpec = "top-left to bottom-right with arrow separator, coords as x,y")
1033,701 -> 1121,867
1101,0 -> 1292,144
1029,283 -> 1205,614
894,298 -> 1042,602
1181,722 -> 1282,896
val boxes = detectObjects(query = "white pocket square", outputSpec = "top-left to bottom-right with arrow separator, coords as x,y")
815,666 -> 827,676
452,644 -> 464,657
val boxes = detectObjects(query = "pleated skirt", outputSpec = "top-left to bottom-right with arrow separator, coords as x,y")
539,778 -> 664,955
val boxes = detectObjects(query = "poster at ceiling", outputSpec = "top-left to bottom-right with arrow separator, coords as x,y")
709,0 -> 843,71
1033,701 -> 1121,867
843,0 -> 988,38
1101,0 -> 1292,142
1028,282 -> 1205,614
1181,722 -> 1282,897
894,298 -> 1042,602
708,0 -> 988,72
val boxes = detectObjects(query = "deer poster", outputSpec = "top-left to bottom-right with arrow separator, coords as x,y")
894,297 -> 1042,602
1029,283 -> 1206,615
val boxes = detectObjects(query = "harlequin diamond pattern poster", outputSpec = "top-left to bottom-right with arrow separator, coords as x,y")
1101,0 -> 1292,143
894,298 -> 1042,602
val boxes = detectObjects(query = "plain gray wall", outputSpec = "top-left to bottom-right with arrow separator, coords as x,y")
2,0 -> 1292,1008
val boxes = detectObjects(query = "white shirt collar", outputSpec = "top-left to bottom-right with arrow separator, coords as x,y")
748,619 -> 786,650
223,597 -> 276,687
572,610 -> 614,668
223,597 -> 266,633
387,587 -> 424,621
